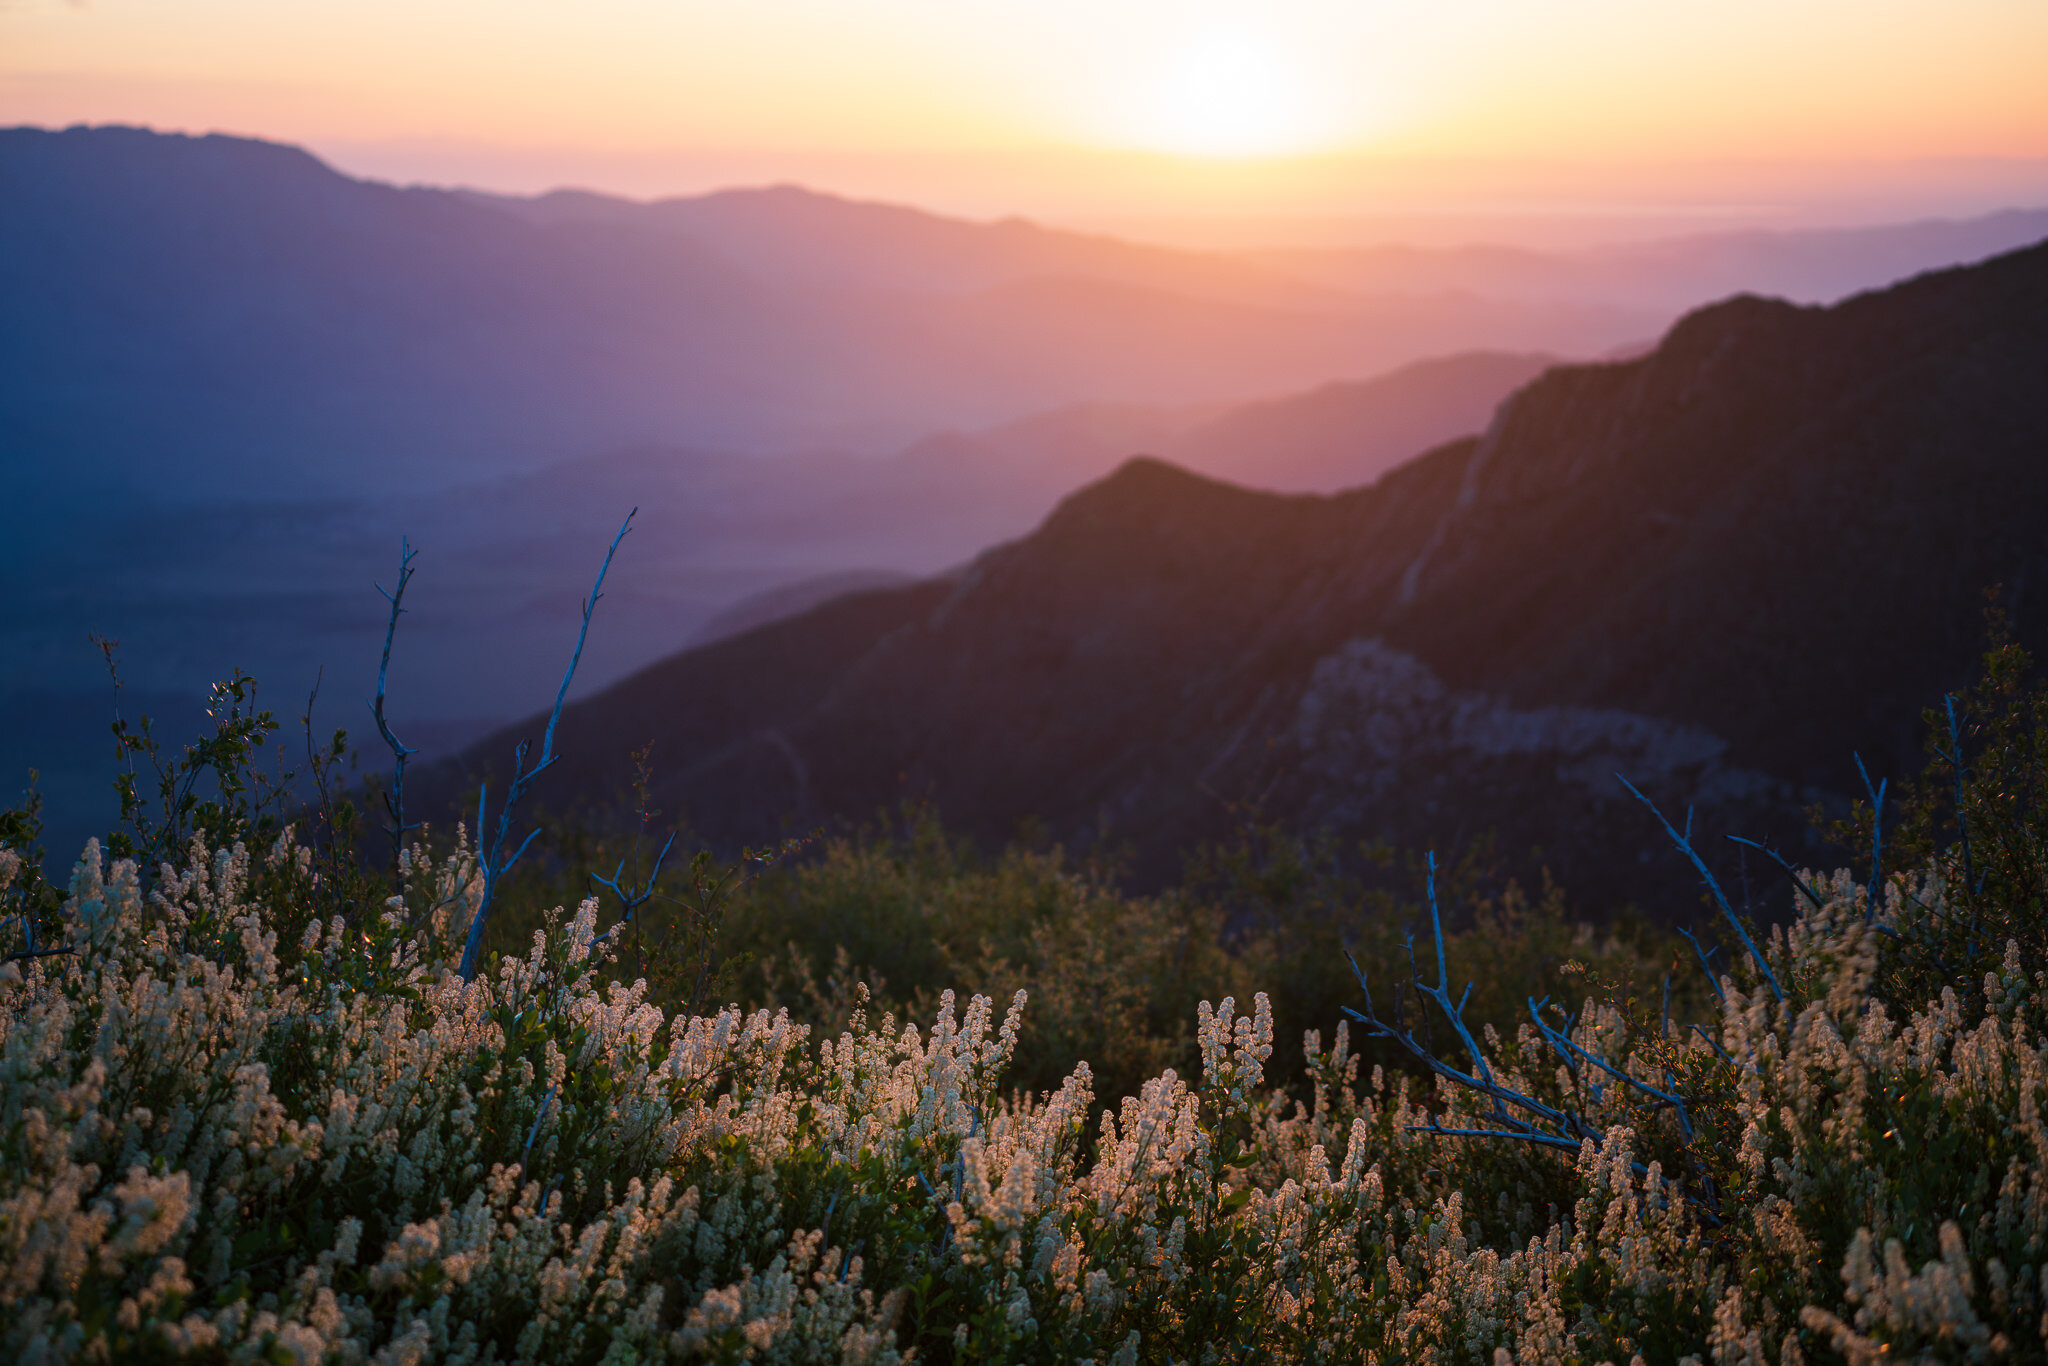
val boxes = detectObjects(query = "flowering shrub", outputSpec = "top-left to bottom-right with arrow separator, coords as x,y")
715,815 -> 1648,1111
5,807 -> 2047,1364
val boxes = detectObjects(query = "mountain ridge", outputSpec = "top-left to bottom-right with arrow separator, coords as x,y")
438,235 -> 2048,909
2,123 -> 1653,509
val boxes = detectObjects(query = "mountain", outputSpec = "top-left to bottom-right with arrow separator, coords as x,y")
689,570 -> 923,647
439,237 -> 2048,911
462,182 -> 1342,306
12,123 -> 2048,873
0,326 -> 1554,866
0,126 -> 785,501
1,121 -> 1617,793
1165,352 -> 1561,492
1248,209 -> 2048,316
0,123 -> 1655,513
890,351 -> 1559,499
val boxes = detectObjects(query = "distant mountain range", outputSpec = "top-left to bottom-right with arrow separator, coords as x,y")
9,122 -> 2048,878
1247,209 -> 2048,315
896,351 -> 1563,496
0,124 -> 1654,510
11,125 -> 2044,508
438,237 -> 2048,911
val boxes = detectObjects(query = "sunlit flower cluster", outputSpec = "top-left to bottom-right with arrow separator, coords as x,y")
4,828 -> 2045,1361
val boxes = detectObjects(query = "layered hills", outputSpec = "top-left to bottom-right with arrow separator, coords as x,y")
0,124 -> 1604,722
0,123 -> 1578,783
0,124 -> 1649,509
11,123 -> 2048,888
12,125 -> 2040,511
444,237 -> 2048,909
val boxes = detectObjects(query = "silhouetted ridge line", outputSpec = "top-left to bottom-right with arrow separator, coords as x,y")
431,234 -> 2048,912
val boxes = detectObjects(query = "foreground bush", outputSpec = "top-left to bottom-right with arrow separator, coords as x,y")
4,809 -> 2046,1364
715,816 -> 1647,1111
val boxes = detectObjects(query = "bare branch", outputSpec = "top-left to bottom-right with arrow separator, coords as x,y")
1617,774 -> 1783,1002
459,509 -> 637,981
1342,856 -> 1590,1146
590,827 -> 678,952
1724,835 -> 1823,910
369,538 -> 420,878
1853,752 -> 1887,926
1,942 -> 78,966
1344,844 -> 1729,1222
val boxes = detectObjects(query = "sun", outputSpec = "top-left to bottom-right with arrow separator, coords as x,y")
1119,24 -> 1321,158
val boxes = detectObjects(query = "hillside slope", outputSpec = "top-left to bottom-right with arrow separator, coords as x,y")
445,237 -> 2048,908
1383,244 -> 2048,785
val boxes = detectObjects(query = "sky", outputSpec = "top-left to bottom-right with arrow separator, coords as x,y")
5,0 -> 2048,243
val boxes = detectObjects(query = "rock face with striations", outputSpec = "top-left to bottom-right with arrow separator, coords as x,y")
440,238 -> 2048,912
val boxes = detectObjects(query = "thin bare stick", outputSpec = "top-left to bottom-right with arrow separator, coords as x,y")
459,509 -> 637,981
370,539 -> 420,877
0,944 -> 77,967
1853,753 -> 1887,925
590,828 -> 678,953
1341,846 -> 1736,1221
1724,835 -> 1823,909
1618,774 -> 1783,1002
1676,926 -> 1726,1005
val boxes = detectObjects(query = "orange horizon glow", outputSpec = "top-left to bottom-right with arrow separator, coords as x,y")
4,0 -> 2047,230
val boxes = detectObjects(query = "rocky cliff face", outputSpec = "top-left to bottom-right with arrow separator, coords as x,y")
441,238 -> 2048,913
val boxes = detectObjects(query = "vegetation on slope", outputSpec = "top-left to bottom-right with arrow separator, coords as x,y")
4,636 -> 2048,1362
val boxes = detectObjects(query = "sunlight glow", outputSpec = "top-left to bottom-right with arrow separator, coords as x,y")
1115,25 -> 1330,158
1,1 -> 2044,213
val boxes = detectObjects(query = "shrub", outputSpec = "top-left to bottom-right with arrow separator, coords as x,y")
720,814 -> 1659,1115
7,608 -> 2046,1362
6,778 -> 2048,1362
